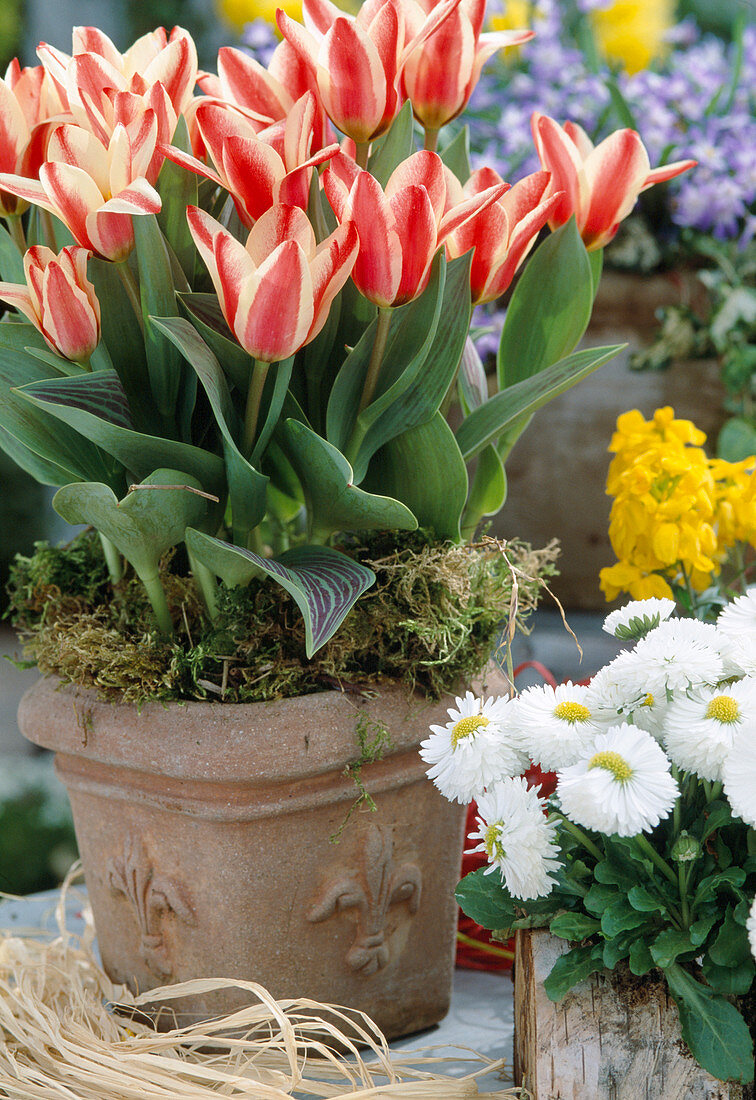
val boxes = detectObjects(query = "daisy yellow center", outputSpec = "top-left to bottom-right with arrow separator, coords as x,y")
553,701 -> 591,724
451,714 -> 489,748
484,821 -> 504,860
588,750 -> 633,782
705,695 -> 740,723
641,693 -> 655,708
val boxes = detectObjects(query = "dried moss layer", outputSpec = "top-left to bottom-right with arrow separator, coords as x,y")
7,530 -> 559,705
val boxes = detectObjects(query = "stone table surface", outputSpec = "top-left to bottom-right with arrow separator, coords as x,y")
0,888 -> 516,1093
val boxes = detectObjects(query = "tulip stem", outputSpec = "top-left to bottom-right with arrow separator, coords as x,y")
116,261 -> 144,334
139,568 -> 173,635
39,209 -> 57,250
423,128 -> 439,153
7,214 -> 26,253
99,534 -> 123,585
243,358 -> 271,457
355,142 -> 370,170
357,306 -> 392,416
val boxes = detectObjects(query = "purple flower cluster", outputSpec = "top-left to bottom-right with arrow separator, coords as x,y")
467,3 -> 755,244
241,18 -> 279,68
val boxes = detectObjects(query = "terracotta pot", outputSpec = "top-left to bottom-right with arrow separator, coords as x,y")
514,929 -> 754,1099
18,676 -> 466,1039
493,270 -> 725,611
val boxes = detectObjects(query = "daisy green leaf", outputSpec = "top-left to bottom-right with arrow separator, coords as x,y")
600,897 -> 648,939
664,964 -> 754,1083
649,928 -> 694,969
627,885 -> 668,914
709,908 -> 752,969
455,867 -> 518,931
543,943 -> 605,1002
548,912 -> 601,941
702,956 -> 755,997
628,939 -> 655,976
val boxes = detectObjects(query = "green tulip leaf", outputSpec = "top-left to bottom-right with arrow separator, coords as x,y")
54,468 -> 209,580
19,370 -> 134,429
0,422 -> 72,485
178,292 -> 251,391
461,444 -> 506,540
363,412 -> 467,541
497,218 -> 594,390
283,419 -> 417,540
367,100 -> 415,187
133,214 -> 185,422
439,126 -> 472,184
456,344 -> 623,461
0,223 -> 25,282
156,115 -> 198,283
151,316 -> 268,539
185,529 -> 376,656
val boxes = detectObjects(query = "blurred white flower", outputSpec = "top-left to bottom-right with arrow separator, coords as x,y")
420,691 -> 528,804
603,597 -> 676,640
722,721 -> 756,828
663,679 -> 756,781
467,776 -> 561,900
557,724 -> 678,837
509,681 -> 601,770
747,896 -> 756,962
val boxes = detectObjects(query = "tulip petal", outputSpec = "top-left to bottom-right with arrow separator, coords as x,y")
48,124 -> 110,196
303,0 -> 345,36
0,171 -> 58,215
142,31 -> 198,114
480,191 -> 561,302
308,220 -> 359,340
186,205 -> 221,283
276,12 -> 321,78
222,135 -> 284,224
437,180 -> 509,240
532,112 -> 588,227
217,47 -> 289,120
445,200 -> 508,303
498,169 -> 549,225
348,169 -> 402,307
160,141 -> 225,189
581,129 -> 649,246
72,26 -> 123,70
318,19 -> 387,144
386,150 -> 446,223
236,240 -> 314,361
389,182 -> 436,304
0,280 -> 37,326
41,161 -> 105,247
643,158 -> 697,189
213,227 -> 255,332
246,203 -> 316,267
41,261 -> 99,360
401,9 -> 473,129
0,79 -> 30,174
84,209 -> 134,261
98,177 -> 161,215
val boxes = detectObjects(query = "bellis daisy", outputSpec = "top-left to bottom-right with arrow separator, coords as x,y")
663,679 -> 756,781
556,724 -> 678,837
627,619 -> 724,697
509,681 -> 601,770
722,722 -> 756,829
467,776 -> 562,900
420,691 -> 528,804
586,651 -> 668,740
603,597 -> 676,640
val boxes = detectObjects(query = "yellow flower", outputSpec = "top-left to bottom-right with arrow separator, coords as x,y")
490,0 -> 534,33
590,0 -> 674,75
217,0 -> 302,30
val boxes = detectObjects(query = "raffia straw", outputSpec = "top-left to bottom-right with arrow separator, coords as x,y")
0,870 -> 526,1100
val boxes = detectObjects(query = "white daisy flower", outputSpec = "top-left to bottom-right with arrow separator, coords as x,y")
556,724 -> 678,837
627,619 -> 724,697
747,896 -> 756,962
585,651 -> 668,740
467,776 -> 562,900
663,678 -> 756,782
722,721 -> 756,829
603,598 -> 676,640
718,588 -> 756,642
509,681 -> 601,770
420,691 -> 528,804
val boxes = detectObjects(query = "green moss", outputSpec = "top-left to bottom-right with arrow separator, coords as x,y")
7,529 -> 559,705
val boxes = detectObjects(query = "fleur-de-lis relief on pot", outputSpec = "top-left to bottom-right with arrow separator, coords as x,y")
107,836 -> 196,979
307,824 -> 422,975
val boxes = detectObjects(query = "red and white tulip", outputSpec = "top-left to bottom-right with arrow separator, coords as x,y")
187,202 -> 359,363
0,245 -> 100,362
0,122 -> 161,261
323,149 -> 508,307
277,0 -> 465,146
444,167 -> 562,303
401,0 -> 533,134
531,113 -> 696,251
0,62 -> 68,216
163,92 -> 338,227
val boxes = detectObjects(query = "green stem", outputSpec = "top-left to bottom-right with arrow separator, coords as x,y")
116,261 -> 144,335
456,930 -> 514,960
423,127 -> 439,153
242,358 -> 271,457
39,209 -> 57,250
635,834 -> 678,888
355,141 -> 370,170
440,305 -> 474,419
99,533 -> 123,585
358,306 -> 392,416
6,214 -> 26,253
139,569 -> 173,634
187,548 -> 219,621
555,814 -> 604,863
678,863 -> 691,928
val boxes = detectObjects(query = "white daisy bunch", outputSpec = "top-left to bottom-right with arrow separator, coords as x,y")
585,650 -> 668,740
717,588 -> 756,676
420,690 -> 528,804
467,777 -> 562,899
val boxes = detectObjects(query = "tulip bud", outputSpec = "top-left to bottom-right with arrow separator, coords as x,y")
0,245 -> 101,363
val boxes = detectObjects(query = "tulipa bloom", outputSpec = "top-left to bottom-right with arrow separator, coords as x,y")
531,113 -> 696,250
0,122 -> 162,261
163,92 -> 338,227
186,202 -> 359,363
444,167 -> 561,303
401,0 -> 533,134
0,62 -> 67,216
0,245 -> 100,362
277,0 -> 465,146
323,149 -> 508,307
